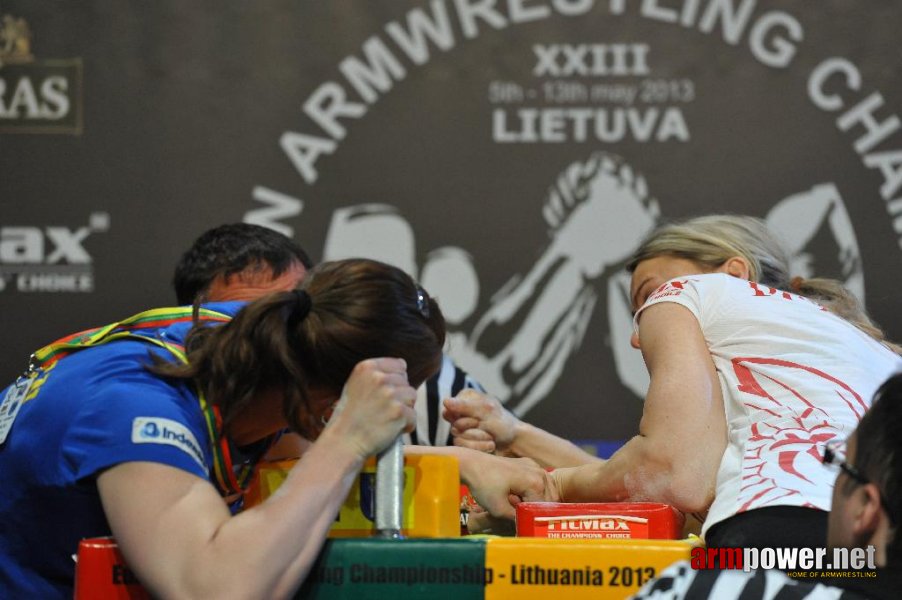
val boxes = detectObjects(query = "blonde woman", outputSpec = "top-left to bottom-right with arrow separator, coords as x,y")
554,216 -> 902,546
449,215 -> 901,548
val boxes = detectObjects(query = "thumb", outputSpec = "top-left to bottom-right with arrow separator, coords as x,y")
509,465 -> 547,503
442,397 -> 459,422
445,394 -> 478,417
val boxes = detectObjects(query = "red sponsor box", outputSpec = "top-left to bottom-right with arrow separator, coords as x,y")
516,502 -> 684,540
74,537 -> 150,599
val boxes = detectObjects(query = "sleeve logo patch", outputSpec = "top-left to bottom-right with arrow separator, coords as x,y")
131,417 -> 206,470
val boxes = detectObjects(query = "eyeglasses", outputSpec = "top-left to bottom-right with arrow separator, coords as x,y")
823,438 -> 894,524
822,439 -> 869,485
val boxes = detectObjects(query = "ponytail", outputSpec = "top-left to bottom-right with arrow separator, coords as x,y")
152,259 -> 446,438
153,291 -> 314,434
789,277 -> 902,354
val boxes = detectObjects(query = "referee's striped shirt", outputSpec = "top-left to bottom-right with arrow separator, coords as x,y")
405,354 -> 484,447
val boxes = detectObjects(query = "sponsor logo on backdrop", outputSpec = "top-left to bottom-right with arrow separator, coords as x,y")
0,212 -> 109,293
0,10 -> 82,134
244,3 -> 902,424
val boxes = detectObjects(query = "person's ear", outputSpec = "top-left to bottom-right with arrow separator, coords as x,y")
851,483 -> 883,545
719,256 -> 751,280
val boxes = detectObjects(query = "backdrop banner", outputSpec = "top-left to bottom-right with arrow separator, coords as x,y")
2,1 -> 901,447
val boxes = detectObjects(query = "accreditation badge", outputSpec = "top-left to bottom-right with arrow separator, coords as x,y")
0,377 -> 33,444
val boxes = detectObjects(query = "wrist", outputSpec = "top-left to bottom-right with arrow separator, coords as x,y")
549,467 -> 567,502
316,422 -> 371,466
442,445 -> 480,485
505,419 -> 532,455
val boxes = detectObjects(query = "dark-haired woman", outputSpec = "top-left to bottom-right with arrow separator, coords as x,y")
0,259 -> 546,599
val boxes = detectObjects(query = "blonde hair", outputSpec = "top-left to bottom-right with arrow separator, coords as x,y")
626,214 -> 901,354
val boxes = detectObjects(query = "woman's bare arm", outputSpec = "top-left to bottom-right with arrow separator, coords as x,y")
98,357 -> 415,600
443,390 -> 601,468
550,303 -> 727,513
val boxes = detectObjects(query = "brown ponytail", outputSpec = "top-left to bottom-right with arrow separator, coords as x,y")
152,259 -> 446,437
790,277 -> 902,354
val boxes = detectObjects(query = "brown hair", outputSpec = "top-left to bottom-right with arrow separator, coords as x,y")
626,214 -> 901,353
154,259 -> 446,437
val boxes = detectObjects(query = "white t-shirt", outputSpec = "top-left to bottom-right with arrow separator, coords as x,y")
634,273 -> 901,535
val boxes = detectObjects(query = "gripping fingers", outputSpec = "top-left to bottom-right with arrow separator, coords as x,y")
368,357 -> 408,375
389,384 -> 417,433
453,436 -> 495,454
402,403 -> 417,433
449,416 -> 481,433
380,371 -> 412,389
458,428 -> 493,442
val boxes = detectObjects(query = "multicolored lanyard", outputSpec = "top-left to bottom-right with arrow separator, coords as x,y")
31,307 -> 230,367
31,306 -> 270,505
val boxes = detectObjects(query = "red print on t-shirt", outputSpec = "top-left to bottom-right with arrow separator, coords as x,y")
747,282 -> 827,311
647,279 -> 693,303
731,357 -> 866,512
